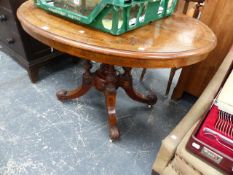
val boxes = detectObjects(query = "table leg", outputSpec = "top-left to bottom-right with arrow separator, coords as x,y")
56,60 -> 93,101
120,67 -> 157,106
105,85 -> 120,140
56,62 -> 157,140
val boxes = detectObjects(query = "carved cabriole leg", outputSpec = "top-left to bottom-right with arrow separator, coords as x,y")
56,60 -> 93,101
120,67 -> 157,105
105,86 -> 119,140
96,64 -> 120,140
56,62 -> 158,140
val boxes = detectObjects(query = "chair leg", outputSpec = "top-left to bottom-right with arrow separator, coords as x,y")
193,3 -> 203,19
165,68 -> 178,95
140,68 -> 147,81
183,0 -> 190,14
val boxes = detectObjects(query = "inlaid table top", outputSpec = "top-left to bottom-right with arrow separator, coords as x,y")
17,0 -> 216,68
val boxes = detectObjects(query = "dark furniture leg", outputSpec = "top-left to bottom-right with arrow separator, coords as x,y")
105,87 -> 119,140
165,68 -> 179,95
140,68 -> 147,81
183,0 -> 190,14
140,67 -> 180,96
193,3 -> 203,18
121,67 -> 157,105
56,61 -> 157,140
57,61 -> 93,101
28,66 -> 39,83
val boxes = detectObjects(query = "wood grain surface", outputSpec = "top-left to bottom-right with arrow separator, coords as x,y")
17,0 -> 216,68
172,0 -> 233,99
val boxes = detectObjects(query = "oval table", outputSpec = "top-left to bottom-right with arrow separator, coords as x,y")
17,1 -> 216,140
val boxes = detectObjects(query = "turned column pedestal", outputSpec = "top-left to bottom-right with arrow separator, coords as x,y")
56,61 -> 157,140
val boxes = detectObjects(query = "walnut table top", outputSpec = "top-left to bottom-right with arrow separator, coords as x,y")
17,0 -> 216,69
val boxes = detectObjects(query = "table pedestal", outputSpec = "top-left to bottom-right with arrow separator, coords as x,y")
56,61 -> 157,140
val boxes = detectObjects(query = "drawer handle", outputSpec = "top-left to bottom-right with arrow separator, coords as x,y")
0,14 -> 7,22
7,38 -> 15,44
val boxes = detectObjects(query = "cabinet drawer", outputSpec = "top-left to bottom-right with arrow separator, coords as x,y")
10,32 -> 25,56
1,31 -> 25,57
0,7 -> 18,32
0,7 -> 25,56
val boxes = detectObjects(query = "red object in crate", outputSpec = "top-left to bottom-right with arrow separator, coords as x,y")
186,104 -> 233,174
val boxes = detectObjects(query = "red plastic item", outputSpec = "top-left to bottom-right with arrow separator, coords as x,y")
186,104 -> 233,174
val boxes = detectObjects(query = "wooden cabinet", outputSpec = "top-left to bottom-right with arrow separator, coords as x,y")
0,0 -> 62,82
172,0 -> 233,99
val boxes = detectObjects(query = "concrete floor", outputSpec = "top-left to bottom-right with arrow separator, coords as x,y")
0,50 -> 196,175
